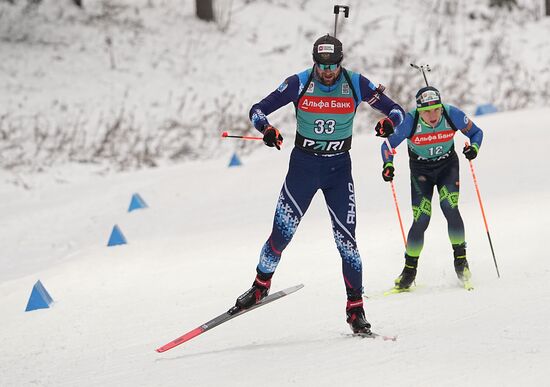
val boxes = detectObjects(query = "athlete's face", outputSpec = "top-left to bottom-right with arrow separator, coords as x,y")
419,107 -> 443,128
315,63 -> 341,86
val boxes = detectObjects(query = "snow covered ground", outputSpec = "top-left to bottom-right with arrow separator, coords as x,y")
1,0 -> 549,385
1,108 -> 549,386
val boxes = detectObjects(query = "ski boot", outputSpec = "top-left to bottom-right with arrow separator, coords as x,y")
233,271 -> 272,312
393,253 -> 419,291
346,297 -> 371,335
453,243 -> 473,290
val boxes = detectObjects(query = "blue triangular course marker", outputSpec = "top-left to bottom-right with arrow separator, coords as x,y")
475,103 -> 498,116
25,280 -> 53,312
107,224 -> 127,246
228,152 -> 242,167
128,193 -> 148,212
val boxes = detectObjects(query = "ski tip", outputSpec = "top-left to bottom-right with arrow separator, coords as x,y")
383,287 -> 409,296
461,279 -> 474,291
283,284 -> 304,294
382,335 -> 398,341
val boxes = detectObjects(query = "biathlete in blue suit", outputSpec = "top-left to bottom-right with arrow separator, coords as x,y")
380,86 -> 483,291
233,34 -> 405,334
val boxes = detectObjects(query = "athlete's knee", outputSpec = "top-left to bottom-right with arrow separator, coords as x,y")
335,238 -> 362,272
411,216 -> 430,233
440,199 -> 461,219
439,186 -> 459,212
411,196 -> 432,228
441,207 -> 459,221
267,234 -> 289,255
411,204 -> 431,231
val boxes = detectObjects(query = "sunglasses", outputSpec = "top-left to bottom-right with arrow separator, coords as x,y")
317,63 -> 340,71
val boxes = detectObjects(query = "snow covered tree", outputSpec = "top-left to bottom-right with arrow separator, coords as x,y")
489,0 -> 517,9
0,0 -> 82,6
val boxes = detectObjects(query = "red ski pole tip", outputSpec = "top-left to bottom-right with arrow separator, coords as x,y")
221,131 -> 228,137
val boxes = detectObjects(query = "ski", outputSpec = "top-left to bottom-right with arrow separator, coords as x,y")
459,269 -> 474,291
383,286 -> 416,296
382,279 -> 473,295
155,284 -> 304,353
354,332 -> 398,341
342,332 -> 398,341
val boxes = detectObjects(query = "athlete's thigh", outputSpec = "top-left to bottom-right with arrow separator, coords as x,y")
282,149 -> 320,216
436,157 -> 460,209
436,157 -> 460,193
321,156 -> 357,234
410,165 -> 435,206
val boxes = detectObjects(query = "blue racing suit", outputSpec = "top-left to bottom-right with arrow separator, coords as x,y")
251,66 -> 404,298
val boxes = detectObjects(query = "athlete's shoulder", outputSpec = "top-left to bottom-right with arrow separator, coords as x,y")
393,110 -> 415,138
354,72 -> 376,91
344,68 -> 360,79
296,69 -> 313,83
274,72 -> 306,98
445,104 -> 471,130
445,104 -> 465,116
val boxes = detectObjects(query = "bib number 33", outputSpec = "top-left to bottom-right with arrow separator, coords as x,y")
314,119 -> 336,134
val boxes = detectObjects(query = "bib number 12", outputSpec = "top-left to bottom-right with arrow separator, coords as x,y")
428,146 -> 443,156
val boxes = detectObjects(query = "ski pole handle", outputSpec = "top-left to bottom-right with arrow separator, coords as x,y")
221,131 -> 263,141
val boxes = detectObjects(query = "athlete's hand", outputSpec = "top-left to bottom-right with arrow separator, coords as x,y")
463,143 -> 478,160
263,125 -> 283,150
375,117 -> 394,138
382,162 -> 395,182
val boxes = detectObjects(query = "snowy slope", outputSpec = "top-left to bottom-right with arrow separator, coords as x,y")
1,108 -> 549,386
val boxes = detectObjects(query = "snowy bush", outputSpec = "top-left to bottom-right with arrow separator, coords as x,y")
0,0 -> 548,173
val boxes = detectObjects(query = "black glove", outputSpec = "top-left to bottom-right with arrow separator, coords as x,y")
382,162 -> 395,182
262,125 -> 283,150
375,117 -> 394,138
463,143 -> 479,160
